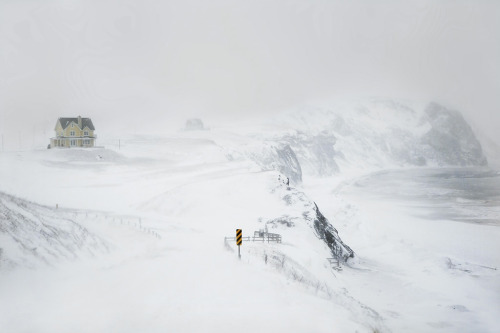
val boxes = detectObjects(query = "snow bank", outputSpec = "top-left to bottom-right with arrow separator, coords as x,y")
0,192 -> 109,269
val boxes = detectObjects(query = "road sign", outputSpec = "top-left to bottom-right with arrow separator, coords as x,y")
236,229 -> 242,259
236,229 -> 242,245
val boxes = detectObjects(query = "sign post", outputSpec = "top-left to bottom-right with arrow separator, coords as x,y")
236,229 -> 242,259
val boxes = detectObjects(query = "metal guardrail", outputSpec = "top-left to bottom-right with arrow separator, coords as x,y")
327,257 -> 342,271
224,231 -> 282,244
252,231 -> 282,243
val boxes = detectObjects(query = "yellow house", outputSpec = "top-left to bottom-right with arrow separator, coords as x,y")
50,116 -> 96,148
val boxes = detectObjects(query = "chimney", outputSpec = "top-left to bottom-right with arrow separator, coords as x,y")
78,116 -> 82,129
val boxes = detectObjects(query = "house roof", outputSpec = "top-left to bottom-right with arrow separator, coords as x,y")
58,117 -> 95,130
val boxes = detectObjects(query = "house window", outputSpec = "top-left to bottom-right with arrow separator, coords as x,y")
71,140 -> 76,146
70,131 -> 75,136
71,123 -> 74,128
84,131 -> 89,136
83,139 -> 91,145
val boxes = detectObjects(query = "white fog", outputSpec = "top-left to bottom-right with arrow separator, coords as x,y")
1,1 -> 499,332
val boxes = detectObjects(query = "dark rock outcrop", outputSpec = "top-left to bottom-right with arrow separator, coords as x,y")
248,144 -> 303,184
274,145 -> 303,184
421,103 -> 487,166
313,203 -> 354,262
279,131 -> 340,177
266,184 -> 355,264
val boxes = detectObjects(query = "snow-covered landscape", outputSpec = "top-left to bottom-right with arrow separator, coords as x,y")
2,1 -> 500,332
1,99 -> 499,332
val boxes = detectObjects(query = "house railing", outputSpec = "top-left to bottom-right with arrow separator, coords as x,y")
51,135 -> 97,139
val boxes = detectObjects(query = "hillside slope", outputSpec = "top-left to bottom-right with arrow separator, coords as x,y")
259,100 -> 488,180
0,192 -> 109,269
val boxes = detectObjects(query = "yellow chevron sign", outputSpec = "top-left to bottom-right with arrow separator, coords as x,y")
236,229 -> 242,245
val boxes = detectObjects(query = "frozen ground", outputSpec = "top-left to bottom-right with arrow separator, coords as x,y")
1,101 -> 499,332
306,168 -> 500,332
0,135 -> 378,332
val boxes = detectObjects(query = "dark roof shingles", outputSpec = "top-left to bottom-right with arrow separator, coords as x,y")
59,117 -> 95,130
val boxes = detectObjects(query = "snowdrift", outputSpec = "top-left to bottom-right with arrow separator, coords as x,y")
0,192 -> 108,269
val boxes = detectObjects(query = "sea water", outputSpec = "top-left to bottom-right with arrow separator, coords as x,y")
348,168 -> 500,226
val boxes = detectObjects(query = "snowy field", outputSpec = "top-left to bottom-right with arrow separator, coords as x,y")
306,168 -> 500,332
1,102 -> 500,332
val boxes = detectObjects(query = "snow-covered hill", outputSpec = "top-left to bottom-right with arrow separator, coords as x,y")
0,99 -> 498,332
258,100 -> 488,181
0,192 -> 109,269
0,143 -> 382,332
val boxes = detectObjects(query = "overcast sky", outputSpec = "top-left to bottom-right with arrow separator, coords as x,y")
1,0 -> 499,147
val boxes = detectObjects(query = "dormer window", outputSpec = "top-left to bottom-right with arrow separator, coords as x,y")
70,131 -> 75,136
84,131 -> 89,136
